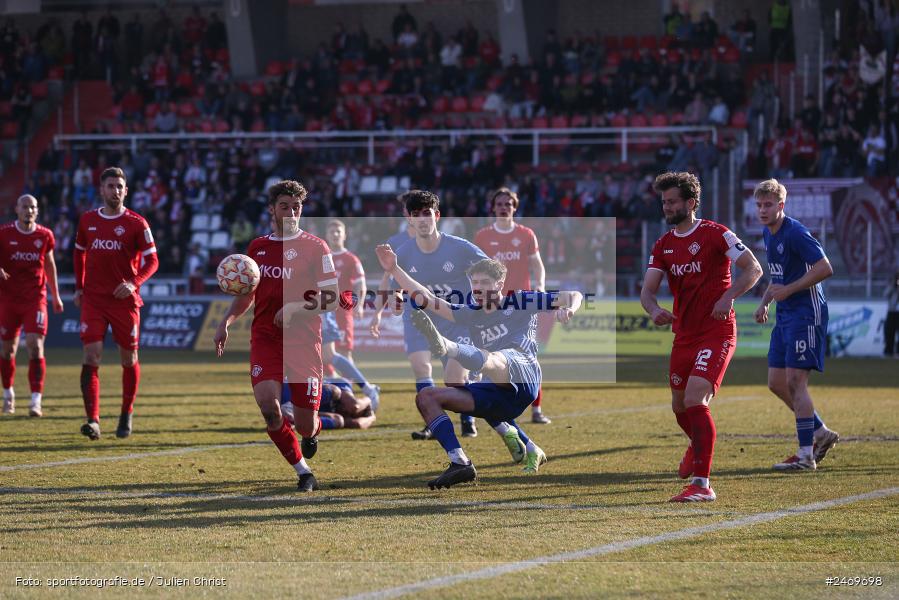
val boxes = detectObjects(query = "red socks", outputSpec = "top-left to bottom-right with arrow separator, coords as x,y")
686,404 -> 716,478
532,387 -> 543,408
0,357 -> 14,389
267,417 -> 302,465
122,363 -> 140,414
675,410 -> 692,439
80,364 -> 100,421
29,358 -> 45,394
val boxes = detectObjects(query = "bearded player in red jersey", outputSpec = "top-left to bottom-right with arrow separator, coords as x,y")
473,187 -> 549,424
74,167 -> 159,440
641,172 -> 762,502
214,180 -> 339,492
0,195 -> 64,417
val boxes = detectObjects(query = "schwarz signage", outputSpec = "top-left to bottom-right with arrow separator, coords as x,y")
53,300 -> 210,349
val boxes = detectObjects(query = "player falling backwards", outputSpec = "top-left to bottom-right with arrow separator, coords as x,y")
474,187 -> 550,424
377,244 -> 582,489
371,190 -> 486,439
641,172 -> 762,502
0,194 -> 64,417
215,180 -> 338,492
753,179 -> 839,471
74,167 -> 159,440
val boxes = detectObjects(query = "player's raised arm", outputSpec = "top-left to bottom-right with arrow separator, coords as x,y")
214,292 -> 255,357
375,244 -> 456,322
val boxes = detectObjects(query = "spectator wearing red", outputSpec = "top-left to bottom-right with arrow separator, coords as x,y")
790,126 -> 819,177
184,7 -> 207,46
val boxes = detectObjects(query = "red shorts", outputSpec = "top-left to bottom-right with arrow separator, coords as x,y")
0,300 -> 48,340
250,339 -> 323,411
80,301 -> 140,349
335,310 -> 354,352
669,325 -> 736,394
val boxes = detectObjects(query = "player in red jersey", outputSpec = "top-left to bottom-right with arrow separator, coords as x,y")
214,180 -> 339,492
73,167 -> 159,440
0,195 -> 64,417
325,219 -> 366,361
473,187 -> 550,424
640,172 -> 762,502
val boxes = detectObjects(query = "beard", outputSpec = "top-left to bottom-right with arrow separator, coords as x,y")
665,207 -> 689,225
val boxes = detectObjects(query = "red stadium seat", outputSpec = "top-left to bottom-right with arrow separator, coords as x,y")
339,80 -> 357,95
606,51 -> 621,68
250,119 -> 265,132
0,102 -> 11,118
430,95 -> 448,113
486,74 -> 504,91
722,47 -> 741,63
579,72 -> 595,86
178,102 -> 197,118
621,35 -> 638,51
603,36 -> 619,51
305,119 -> 322,131
199,119 -> 214,133
610,113 -> 627,128
550,115 -> 569,128
375,79 -> 391,94
250,81 -> 266,97
451,97 -> 469,112
2,121 -> 19,138
144,103 -> 159,119
670,112 -> 685,124
489,116 -> 508,129
31,81 -> 49,99
47,66 -> 65,80
639,35 -> 658,50
571,114 -> 589,127
470,95 -> 486,112
629,114 -> 648,127
417,116 -> 435,129
446,114 -> 467,128
182,121 -> 196,132
531,116 -> 548,128
215,119 -> 230,132
109,121 -> 125,134
650,113 -> 669,127
730,110 -> 748,128
470,117 -> 487,129
264,60 -> 284,77
356,79 -> 374,95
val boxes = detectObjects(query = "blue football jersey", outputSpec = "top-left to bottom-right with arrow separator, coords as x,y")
763,216 -> 827,325
450,291 -> 558,358
394,234 -> 488,322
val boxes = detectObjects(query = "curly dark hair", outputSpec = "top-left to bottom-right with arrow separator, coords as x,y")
652,171 -> 702,209
466,258 -> 507,282
267,180 -> 308,206
400,189 -> 440,214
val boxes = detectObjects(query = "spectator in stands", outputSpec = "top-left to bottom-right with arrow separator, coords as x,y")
205,12 -> 227,50
748,69 -> 775,137
392,4 -> 417,42
21,42 -> 47,82
123,14 -> 144,69
664,2 -> 684,37
769,0 -> 793,61
230,212 -> 254,249
184,242 -> 207,294
707,95 -> 730,125
396,23 -> 419,54
72,12 -> 92,77
10,84 -> 32,140
479,32 -> 500,67
818,113 -> 839,176
790,124 -> 818,177
862,124 -> 887,176
440,35 -> 463,92
120,83 -> 144,121
765,125 -> 793,178
154,102 -> 178,133
37,18 -> 66,66
684,91 -> 708,124
692,11 -> 719,49
729,9 -> 757,54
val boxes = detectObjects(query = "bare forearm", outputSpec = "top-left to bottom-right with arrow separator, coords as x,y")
45,259 -> 61,299
223,295 -> 254,325
784,260 -> 833,296
640,289 -> 661,315
722,262 -> 763,302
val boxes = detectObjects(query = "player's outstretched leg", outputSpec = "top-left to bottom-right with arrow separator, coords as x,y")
487,419 -> 525,463
416,387 -> 477,489
411,310 -> 447,357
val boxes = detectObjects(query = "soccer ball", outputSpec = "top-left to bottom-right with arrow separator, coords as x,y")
216,254 -> 261,296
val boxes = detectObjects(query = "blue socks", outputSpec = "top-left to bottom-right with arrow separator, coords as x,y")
332,353 -> 369,388
320,415 -> 337,429
796,417 -> 815,448
416,378 -> 434,393
510,419 -> 530,446
813,411 -> 825,432
428,414 -> 461,453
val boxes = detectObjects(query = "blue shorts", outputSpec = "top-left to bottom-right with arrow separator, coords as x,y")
402,312 -> 471,355
466,349 -> 541,422
768,321 -> 827,371
321,312 -> 344,345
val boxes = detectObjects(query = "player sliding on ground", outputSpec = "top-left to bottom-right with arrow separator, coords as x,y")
282,379 -> 376,430
641,172 -> 762,502
376,245 -> 582,489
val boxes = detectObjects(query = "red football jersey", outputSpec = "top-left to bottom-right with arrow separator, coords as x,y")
0,223 -> 55,304
648,219 -> 746,337
332,249 -> 364,296
74,208 -> 156,307
246,230 -> 337,350
473,223 -> 539,293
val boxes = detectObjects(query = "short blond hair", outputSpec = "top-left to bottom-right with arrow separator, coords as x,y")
753,179 -> 787,203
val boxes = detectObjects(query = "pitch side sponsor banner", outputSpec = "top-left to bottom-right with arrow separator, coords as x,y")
52,300 -> 210,349
827,300 -> 888,356
194,300 -> 254,352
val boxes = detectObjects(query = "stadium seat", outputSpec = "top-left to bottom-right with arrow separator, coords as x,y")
550,115 -> 569,129
531,116 -> 549,129
621,35 -> 638,51
1,122 -> 18,138
250,82 -> 266,97
190,232 -> 210,248
629,114 -> 648,127
359,176 -> 379,195
451,97 -> 469,112
398,176 -> 411,191
379,176 -> 398,195
650,113 -> 669,127
603,36 -> 619,51
431,96 -> 449,113
190,214 -> 210,231
469,95 -> 486,112
0,102 -> 11,118
375,79 -> 391,94
264,60 -> 284,77
178,102 -> 197,118
47,66 -> 64,80
144,103 -> 159,119
730,110 -> 748,128
208,215 -> 222,231
339,80 -> 356,95
723,47 -> 741,63
610,114 -> 627,128
31,81 -> 49,99
486,74 -> 504,91
356,79 -> 374,95
209,231 -> 231,250
639,35 -> 658,50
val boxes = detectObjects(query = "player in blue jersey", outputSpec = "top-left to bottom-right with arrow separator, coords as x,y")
753,179 -> 840,471
371,190 -> 487,440
376,245 -> 583,489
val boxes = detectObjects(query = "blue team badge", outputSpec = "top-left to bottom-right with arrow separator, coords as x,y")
777,243 -> 784,254
443,261 -> 454,272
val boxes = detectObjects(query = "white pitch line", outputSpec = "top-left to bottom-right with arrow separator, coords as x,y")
0,486 -> 630,514
0,395 -> 760,473
340,486 -> 899,600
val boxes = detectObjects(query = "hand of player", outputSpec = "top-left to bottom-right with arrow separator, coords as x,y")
113,281 -> 137,299
554,307 -> 573,324
650,306 -> 675,327
213,323 -> 228,357
711,296 -> 733,320
754,303 -> 769,324
73,289 -> 83,308
375,244 -> 397,273
0,269 -> 8,281
273,305 -> 295,329
52,296 -> 64,314
369,310 -> 382,338
768,284 -> 792,302
354,303 -> 364,319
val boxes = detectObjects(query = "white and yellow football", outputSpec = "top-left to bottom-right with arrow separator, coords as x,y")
216,254 -> 261,296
